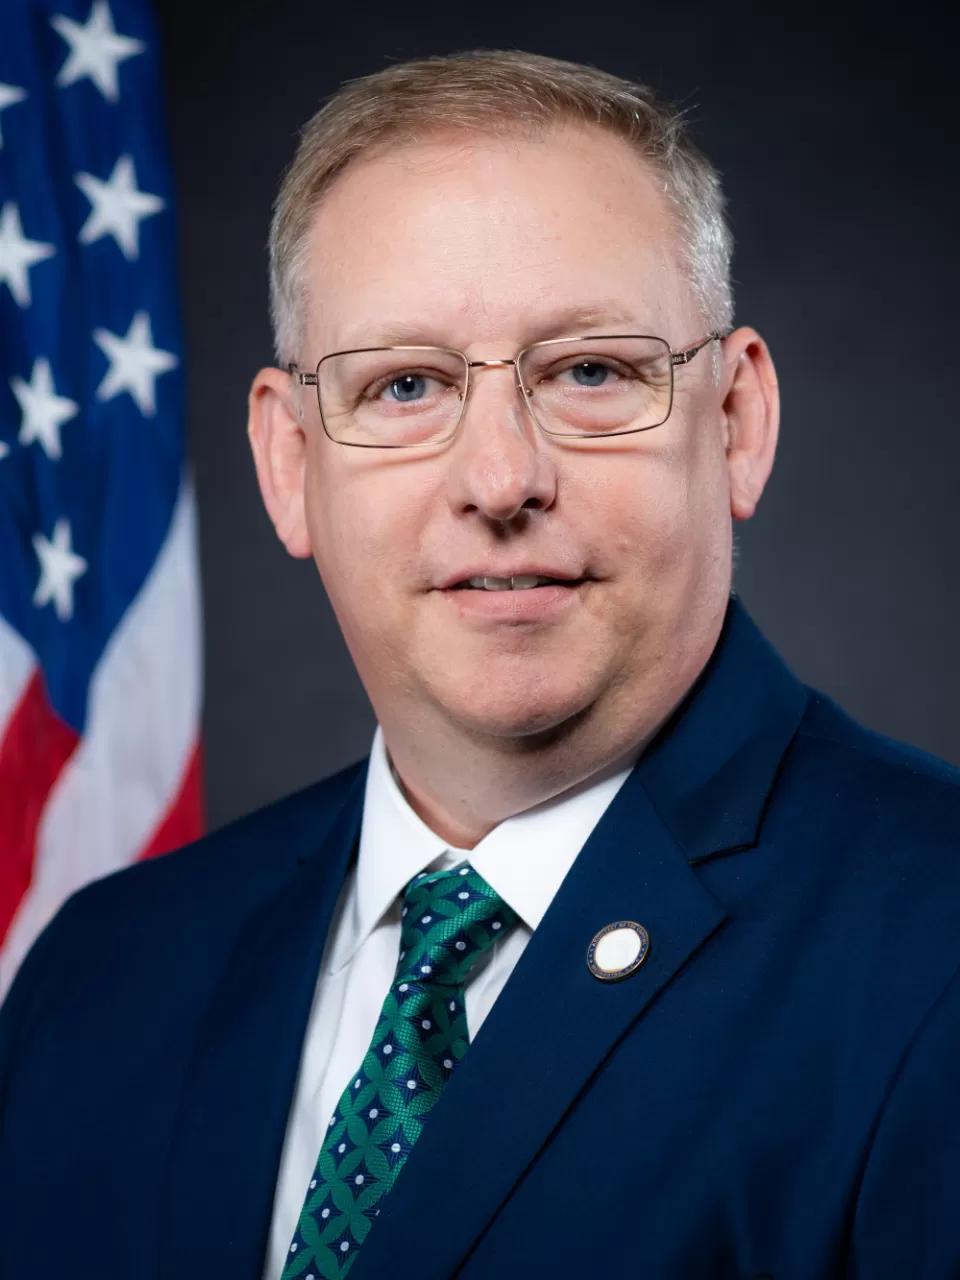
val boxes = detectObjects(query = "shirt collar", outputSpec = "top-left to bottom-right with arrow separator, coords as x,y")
328,726 -> 636,973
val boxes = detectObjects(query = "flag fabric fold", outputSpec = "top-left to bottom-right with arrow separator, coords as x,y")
0,0 -> 203,998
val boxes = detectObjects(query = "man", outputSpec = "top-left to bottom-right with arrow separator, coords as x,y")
2,49 -> 959,1280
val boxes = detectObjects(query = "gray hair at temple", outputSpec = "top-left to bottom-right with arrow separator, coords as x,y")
268,51 -> 735,365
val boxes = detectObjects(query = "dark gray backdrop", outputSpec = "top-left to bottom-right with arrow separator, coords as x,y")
154,1 -> 959,832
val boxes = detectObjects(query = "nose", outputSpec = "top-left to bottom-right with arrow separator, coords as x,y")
446,362 -> 558,523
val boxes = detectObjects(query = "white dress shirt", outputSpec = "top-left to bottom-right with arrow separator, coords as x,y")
264,728 -> 634,1279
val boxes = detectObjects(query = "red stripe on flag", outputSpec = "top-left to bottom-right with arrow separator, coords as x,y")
138,741 -> 204,861
0,670 -> 80,945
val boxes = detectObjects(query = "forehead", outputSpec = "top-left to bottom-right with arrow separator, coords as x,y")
305,124 -> 697,351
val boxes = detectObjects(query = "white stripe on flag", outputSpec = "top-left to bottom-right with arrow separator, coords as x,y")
0,478 -> 202,998
0,613 -> 37,744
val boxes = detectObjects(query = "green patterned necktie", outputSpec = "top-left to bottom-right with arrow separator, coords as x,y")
282,862 -> 519,1279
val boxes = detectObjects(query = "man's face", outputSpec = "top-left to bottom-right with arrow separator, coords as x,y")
264,126 -> 756,746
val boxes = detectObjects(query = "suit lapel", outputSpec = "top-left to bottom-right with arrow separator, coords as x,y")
158,770 -> 365,1280
353,602 -> 809,1279
636,600 -> 810,864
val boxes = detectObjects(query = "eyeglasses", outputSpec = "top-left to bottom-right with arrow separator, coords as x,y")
288,331 -> 722,450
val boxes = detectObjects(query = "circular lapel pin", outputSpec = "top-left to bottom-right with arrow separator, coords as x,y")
587,921 -> 650,982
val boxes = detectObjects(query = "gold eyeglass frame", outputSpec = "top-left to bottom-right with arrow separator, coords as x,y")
287,330 -> 724,449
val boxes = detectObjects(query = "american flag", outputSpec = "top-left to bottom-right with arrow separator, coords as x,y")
0,0 -> 203,998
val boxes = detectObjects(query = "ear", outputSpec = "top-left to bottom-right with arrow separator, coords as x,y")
247,366 -> 312,558
718,326 -> 780,521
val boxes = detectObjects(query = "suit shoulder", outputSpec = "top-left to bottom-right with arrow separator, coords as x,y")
1,760 -> 366,1040
792,689 -> 960,833
48,758 -> 366,933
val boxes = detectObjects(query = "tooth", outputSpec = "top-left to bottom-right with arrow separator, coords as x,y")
462,575 -> 557,590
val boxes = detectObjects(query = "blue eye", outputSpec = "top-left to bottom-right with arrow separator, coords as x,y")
388,374 -> 427,402
569,361 -> 612,387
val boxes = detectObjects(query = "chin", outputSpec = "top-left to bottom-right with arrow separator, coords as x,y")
429,673 -> 599,743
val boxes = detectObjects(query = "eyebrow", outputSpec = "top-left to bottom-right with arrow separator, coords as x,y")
335,302 -> 651,351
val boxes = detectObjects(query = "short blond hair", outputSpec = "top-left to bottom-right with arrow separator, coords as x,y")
269,50 -> 733,363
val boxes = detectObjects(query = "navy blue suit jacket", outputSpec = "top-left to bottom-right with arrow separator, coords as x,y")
2,602 -> 960,1279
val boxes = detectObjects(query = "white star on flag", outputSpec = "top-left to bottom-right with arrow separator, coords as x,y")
75,154 -> 165,260
11,358 -> 79,462
0,83 -> 27,149
0,441 -> 10,461
0,202 -> 55,308
93,310 -> 178,417
51,0 -> 145,103
33,518 -> 88,622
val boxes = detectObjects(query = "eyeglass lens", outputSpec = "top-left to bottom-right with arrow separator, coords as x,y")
315,337 -> 673,447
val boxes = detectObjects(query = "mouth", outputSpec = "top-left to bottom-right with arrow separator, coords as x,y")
449,574 -> 586,592
437,571 -> 589,623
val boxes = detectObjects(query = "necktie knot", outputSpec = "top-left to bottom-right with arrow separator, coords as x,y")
395,862 -> 518,987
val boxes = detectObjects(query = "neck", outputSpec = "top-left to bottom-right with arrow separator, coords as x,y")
387,723 -> 641,850
380,633 -> 719,848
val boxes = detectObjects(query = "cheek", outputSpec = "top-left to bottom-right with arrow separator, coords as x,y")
302,453 -> 427,623
592,423 -> 728,591
596,452 -> 694,560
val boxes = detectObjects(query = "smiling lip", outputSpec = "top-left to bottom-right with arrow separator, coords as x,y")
436,573 -> 587,623
438,567 -> 586,591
